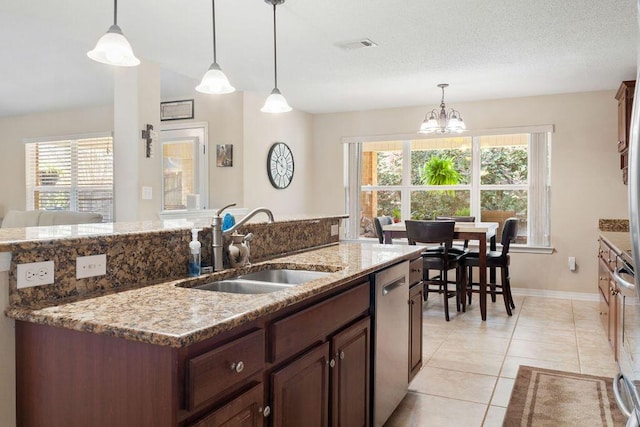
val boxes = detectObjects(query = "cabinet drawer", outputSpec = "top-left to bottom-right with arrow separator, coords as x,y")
409,258 -> 423,286
187,329 -> 265,410
269,281 -> 370,363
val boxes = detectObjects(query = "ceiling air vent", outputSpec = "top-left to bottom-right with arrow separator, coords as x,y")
336,38 -> 378,50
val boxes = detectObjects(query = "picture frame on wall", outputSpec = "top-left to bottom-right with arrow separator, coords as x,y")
160,99 -> 194,121
216,144 -> 233,167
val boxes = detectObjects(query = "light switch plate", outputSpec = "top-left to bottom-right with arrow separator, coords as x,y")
17,261 -> 55,288
141,186 -> 153,200
76,254 -> 107,279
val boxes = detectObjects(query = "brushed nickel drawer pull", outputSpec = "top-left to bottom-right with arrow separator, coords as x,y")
230,361 -> 244,373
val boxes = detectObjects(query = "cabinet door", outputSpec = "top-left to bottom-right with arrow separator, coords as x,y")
271,342 -> 330,427
409,284 -> 423,382
189,383 -> 264,427
331,317 -> 371,427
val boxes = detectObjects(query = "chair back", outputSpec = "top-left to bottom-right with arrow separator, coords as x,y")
501,218 -> 519,255
435,216 -> 475,222
405,220 -> 455,248
373,216 -> 393,244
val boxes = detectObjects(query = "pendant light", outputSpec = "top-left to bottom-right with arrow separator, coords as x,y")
261,0 -> 292,113
196,0 -> 235,94
87,0 -> 140,67
418,84 -> 466,134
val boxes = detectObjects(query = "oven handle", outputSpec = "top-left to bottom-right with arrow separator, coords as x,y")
614,266 -> 636,291
614,372 -> 633,418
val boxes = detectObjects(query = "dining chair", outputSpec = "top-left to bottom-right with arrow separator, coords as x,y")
373,216 -> 393,244
462,217 -> 518,316
435,216 -> 476,251
405,220 -> 467,321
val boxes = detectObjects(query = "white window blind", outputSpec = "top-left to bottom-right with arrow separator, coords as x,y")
25,136 -> 113,222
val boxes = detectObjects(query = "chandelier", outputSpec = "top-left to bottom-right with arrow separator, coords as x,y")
418,84 -> 466,134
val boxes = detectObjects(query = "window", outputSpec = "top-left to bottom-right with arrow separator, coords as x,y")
25,135 -> 113,222
346,128 -> 551,247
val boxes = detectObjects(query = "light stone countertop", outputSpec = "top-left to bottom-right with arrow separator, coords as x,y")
5,242 -> 424,348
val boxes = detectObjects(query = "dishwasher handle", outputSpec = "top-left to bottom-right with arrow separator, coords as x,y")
382,278 -> 405,296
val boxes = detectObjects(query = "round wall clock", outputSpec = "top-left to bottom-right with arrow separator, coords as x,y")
267,142 -> 294,189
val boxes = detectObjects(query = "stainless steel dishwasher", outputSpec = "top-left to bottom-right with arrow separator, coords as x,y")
373,260 -> 410,427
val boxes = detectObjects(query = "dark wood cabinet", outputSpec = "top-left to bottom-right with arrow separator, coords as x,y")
271,342 -> 331,427
409,283 -> 423,381
331,316 -> 371,427
615,80 -> 635,185
408,257 -> 423,382
598,237 -> 621,359
189,383 -> 265,427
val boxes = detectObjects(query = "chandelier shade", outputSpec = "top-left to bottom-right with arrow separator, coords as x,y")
87,1 -> 140,67
418,84 -> 466,134
261,0 -> 292,113
196,0 -> 235,94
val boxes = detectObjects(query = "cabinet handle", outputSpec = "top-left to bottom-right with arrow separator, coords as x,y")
410,268 -> 421,272
259,406 -> 271,417
340,351 -> 345,360
328,358 -> 336,368
230,361 -> 244,373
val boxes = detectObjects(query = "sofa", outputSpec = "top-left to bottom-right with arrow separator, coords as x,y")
1,210 -> 103,228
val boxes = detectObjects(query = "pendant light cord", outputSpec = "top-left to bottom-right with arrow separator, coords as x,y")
272,2 -> 278,89
212,0 -> 217,63
113,0 -> 118,25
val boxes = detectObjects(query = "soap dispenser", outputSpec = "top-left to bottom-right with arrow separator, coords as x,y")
189,228 -> 203,277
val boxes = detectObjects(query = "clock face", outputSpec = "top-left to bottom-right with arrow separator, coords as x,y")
267,142 -> 294,189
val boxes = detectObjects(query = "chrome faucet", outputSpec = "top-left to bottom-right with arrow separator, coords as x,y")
211,204 -> 275,271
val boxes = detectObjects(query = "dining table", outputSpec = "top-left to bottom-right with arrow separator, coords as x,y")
382,221 -> 499,321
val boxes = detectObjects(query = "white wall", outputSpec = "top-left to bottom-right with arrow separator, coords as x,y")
311,91 -> 629,294
242,91 -> 313,214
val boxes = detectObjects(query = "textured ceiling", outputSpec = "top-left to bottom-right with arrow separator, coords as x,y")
0,0 -> 637,117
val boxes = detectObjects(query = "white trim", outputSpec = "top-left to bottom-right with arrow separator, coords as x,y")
510,287 -> 598,302
23,131 -> 112,144
341,125 -> 554,144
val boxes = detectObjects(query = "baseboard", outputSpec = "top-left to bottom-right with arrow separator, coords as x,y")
510,287 -> 599,302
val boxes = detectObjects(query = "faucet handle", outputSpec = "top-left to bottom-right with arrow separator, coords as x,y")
216,202 -> 237,217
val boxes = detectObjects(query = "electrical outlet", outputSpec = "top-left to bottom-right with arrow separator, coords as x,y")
568,256 -> 576,271
331,224 -> 339,236
17,261 -> 55,289
76,254 -> 107,279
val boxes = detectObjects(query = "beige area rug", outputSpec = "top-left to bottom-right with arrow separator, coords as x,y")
503,366 -> 627,427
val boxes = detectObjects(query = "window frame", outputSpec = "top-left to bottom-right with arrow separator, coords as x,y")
344,125 -> 552,248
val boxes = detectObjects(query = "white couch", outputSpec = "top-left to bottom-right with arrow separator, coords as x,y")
1,210 -> 103,228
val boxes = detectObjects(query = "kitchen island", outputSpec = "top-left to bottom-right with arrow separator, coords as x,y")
3,216 -> 424,427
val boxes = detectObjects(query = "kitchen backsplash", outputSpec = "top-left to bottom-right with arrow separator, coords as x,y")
599,218 -> 629,232
5,216 -> 343,308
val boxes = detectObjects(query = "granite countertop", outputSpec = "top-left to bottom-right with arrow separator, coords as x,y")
5,242 -> 424,348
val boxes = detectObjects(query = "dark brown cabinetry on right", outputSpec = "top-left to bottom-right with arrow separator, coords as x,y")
408,257 -> 423,382
616,80 -> 635,185
598,237 -> 621,359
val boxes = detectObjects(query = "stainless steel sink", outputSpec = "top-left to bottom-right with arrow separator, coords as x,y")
193,279 -> 292,294
188,268 -> 333,294
236,269 -> 331,284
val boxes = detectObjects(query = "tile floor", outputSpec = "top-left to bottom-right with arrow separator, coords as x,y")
385,293 -> 619,426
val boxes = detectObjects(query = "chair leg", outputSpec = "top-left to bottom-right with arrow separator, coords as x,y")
505,266 -> 515,309
459,265 -> 467,313
501,267 -> 512,316
467,266 -> 473,305
443,268 -> 450,321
